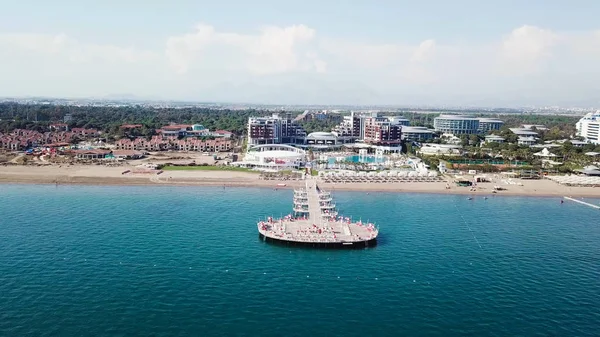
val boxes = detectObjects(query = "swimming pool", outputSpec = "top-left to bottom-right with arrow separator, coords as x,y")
328,155 -> 386,164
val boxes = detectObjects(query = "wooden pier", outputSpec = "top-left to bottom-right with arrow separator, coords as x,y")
258,178 -> 378,247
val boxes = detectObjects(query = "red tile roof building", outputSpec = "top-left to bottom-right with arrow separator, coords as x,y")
114,136 -> 232,152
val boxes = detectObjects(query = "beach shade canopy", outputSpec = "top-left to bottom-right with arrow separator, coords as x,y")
534,148 -> 556,157
577,165 -> 600,176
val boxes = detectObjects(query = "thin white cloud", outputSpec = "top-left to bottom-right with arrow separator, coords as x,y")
411,39 -> 436,63
0,33 -> 156,64
165,23 -> 326,75
1,24 -> 600,105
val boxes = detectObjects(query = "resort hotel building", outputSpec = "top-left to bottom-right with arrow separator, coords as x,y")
240,111 -> 408,170
433,115 -> 504,135
401,126 -> 436,142
362,115 -> 402,146
332,111 -> 368,140
576,111 -> 600,144
477,118 -> 505,133
247,113 -> 306,146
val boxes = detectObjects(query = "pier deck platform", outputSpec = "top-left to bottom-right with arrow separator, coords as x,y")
258,178 -> 378,247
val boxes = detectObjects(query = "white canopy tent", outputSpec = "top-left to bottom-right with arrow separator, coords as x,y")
534,148 -> 557,158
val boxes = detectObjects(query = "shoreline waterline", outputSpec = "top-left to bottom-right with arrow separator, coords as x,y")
1,165 -> 599,198
1,176 -> 599,199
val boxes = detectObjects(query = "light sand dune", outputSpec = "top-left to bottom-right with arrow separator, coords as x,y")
1,165 -> 599,198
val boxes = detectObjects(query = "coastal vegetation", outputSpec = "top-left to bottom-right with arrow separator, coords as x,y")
0,103 -> 583,139
297,117 -> 342,134
0,103 -> 297,136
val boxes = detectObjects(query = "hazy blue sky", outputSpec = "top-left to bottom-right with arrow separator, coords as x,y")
1,0 -> 600,106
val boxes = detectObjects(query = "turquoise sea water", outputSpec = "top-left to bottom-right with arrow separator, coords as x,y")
1,184 -> 599,336
329,155 -> 386,164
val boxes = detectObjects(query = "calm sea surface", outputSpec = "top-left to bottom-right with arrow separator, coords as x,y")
0,184 -> 599,337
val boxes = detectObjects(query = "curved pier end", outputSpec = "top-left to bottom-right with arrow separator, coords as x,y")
257,178 -> 379,249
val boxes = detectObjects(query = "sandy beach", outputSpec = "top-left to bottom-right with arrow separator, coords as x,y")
1,164 -> 600,198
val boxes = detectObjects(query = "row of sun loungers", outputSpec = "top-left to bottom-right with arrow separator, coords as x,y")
546,175 -> 600,187
259,176 -> 303,181
320,176 -> 443,183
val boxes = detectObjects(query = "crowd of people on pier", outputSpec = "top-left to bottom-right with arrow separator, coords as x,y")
258,216 -> 377,243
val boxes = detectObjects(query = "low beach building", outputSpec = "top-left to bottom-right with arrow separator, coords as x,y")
111,150 -> 145,160
303,132 -> 342,150
510,128 -> 539,137
49,123 -> 69,132
72,149 -> 112,160
484,135 -> 505,144
234,144 -> 306,170
212,130 -> 233,138
577,165 -> 600,176
521,124 -> 548,131
518,136 -> 538,146
417,144 -> 463,156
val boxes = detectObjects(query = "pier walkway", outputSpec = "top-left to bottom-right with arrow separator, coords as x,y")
257,177 -> 379,247
305,178 -> 322,224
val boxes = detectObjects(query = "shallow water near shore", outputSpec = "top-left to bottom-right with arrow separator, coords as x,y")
1,184 -> 599,336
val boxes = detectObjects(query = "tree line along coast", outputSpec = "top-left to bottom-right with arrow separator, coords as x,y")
0,102 -> 583,138
1,102 -> 598,176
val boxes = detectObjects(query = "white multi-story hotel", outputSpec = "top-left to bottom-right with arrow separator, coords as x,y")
478,118 -> 504,132
433,115 -> 504,135
433,115 -> 480,135
576,111 -> 600,144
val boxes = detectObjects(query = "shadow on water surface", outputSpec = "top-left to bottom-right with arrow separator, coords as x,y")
257,234 -> 378,250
